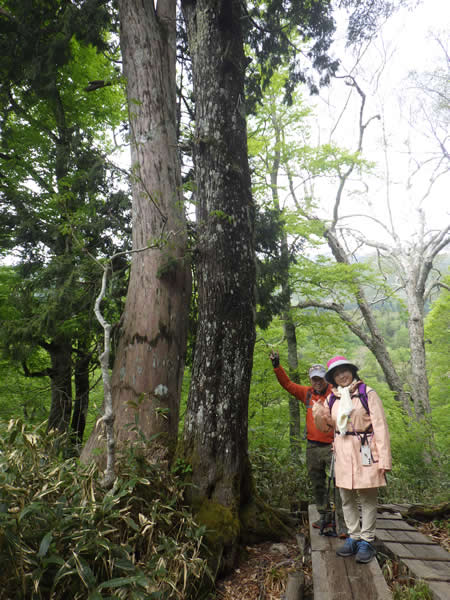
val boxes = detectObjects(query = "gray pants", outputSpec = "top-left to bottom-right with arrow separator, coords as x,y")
306,441 -> 345,531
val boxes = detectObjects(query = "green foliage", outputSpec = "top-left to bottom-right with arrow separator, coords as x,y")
425,277 -> 450,452
0,0 -> 130,440
250,444 -> 311,510
392,580 -> 433,600
0,419 -> 211,599
249,315 -> 449,509
380,410 -> 449,504
254,207 -> 294,329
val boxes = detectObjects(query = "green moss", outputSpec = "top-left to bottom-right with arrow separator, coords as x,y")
156,255 -> 179,280
195,499 -> 240,548
240,496 -> 292,545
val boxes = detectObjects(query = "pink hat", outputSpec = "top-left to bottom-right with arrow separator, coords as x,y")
325,355 -> 358,383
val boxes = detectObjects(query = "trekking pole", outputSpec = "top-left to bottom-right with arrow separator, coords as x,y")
320,453 -> 337,537
330,454 -> 337,536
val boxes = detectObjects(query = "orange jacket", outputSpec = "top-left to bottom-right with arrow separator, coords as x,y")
273,365 -> 333,444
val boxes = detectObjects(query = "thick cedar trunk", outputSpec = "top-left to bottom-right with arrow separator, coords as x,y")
71,351 -> 91,447
81,0 -> 190,463
46,339 -> 73,434
180,0 -> 260,572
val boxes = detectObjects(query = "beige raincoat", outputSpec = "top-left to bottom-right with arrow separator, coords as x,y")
313,383 -> 392,490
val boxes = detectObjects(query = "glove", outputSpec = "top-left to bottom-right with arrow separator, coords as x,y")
269,351 -> 280,368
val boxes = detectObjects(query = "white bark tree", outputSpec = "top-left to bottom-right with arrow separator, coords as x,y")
295,67 -> 449,419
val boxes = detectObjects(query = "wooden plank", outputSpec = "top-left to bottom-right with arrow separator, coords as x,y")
308,504 -> 336,552
376,530 -> 437,544
376,529 -> 402,542
379,503 -> 411,515
311,549 -> 392,600
402,559 -> 450,582
381,541 -> 450,562
376,518 -> 416,531
377,511 -> 403,520
284,571 -> 304,600
311,550 -> 348,600
309,503 -> 392,600
346,557 -> 392,600
319,552 -> 353,599
426,580 -> 450,600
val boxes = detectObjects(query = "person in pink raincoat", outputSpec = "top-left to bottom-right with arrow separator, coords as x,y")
313,355 -> 392,564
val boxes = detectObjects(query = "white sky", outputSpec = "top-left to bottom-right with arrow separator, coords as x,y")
310,0 -> 450,244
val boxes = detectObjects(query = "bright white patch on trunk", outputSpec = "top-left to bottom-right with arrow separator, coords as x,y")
154,384 -> 168,397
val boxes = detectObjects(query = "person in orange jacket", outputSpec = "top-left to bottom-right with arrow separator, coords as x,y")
269,351 -> 347,537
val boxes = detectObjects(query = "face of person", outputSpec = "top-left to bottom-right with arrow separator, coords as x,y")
333,366 -> 354,388
310,376 -> 328,394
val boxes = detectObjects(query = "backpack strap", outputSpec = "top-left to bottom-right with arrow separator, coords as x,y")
328,392 -> 337,414
358,383 -> 370,415
303,390 -> 312,439
305,389 -> 312,410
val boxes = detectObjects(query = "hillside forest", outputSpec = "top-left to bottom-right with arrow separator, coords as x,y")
0,1 -> 449,599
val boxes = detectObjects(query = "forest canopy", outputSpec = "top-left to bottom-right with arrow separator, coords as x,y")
0,0 -> 448,598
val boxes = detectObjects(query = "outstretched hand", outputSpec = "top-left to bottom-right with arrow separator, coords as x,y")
269,350 -> 280,368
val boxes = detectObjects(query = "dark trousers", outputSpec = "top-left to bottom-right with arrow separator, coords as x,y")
306,440 -> 345,531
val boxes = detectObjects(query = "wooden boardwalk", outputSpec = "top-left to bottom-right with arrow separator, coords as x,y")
376,504 -> 450,600
309,503 -> 450,600
309,504 -> 391,599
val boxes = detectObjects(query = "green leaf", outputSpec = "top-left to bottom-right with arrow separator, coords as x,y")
37,531 -> 53,558
97,575 -> 149,590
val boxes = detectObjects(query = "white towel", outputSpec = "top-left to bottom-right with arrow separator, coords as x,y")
336,385 -> 353,435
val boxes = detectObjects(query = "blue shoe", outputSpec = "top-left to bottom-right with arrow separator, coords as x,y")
355,540 -> 376,563
336,537 -> 359,557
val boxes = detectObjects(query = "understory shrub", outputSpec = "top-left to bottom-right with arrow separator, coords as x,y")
0,419 -> 211,600
380,418 -> 449,504
250,444 -> 311,510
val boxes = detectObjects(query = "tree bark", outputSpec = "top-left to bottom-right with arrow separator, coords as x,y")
81,0 -> 190,463
405,280 -> 429,417
71,351 -> 91,448
284,314 -> 302,459
46,339 -> 73,434
180,0 -> 277,574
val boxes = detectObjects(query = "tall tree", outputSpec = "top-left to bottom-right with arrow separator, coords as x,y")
294,69 -> 449,418
178,0 -> 402,573
81,0 -> 191,464
180,0 -> 258,571
0,0 -> 127,443
249,72 -> 312,459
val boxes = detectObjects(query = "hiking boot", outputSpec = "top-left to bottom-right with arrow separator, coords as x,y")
336,537 -> 359,557
355,540 -> 376,563
312,516 -> 332,529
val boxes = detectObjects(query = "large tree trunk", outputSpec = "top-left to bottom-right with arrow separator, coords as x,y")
180,0 -> 288,575
46,339 -> 73,434
81,0 -> 190,464
71,351 -> 91,448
